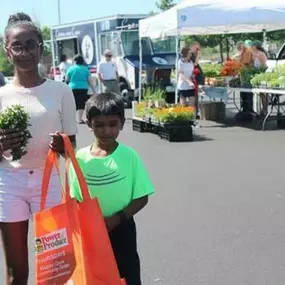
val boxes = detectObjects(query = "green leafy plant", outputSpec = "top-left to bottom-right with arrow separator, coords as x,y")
240,66 -> 267,86
0,105 -> 32,160
201,63 -> 222,78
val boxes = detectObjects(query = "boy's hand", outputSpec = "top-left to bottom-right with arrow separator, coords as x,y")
105,215 -> 120,232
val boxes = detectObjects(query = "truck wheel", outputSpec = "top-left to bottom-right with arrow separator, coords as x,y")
120,82 -> 132,107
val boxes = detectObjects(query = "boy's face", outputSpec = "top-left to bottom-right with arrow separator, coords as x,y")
88,115 -> 124,144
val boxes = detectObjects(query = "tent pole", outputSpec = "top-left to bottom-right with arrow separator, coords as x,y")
262,29 -> 268,50
139,37 -> 143,102
175,29 -> 180,104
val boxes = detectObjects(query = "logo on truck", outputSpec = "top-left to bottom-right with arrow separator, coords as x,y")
81,35 -> 94,65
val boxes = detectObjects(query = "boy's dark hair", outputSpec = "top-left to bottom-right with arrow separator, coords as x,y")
4,12 -> 43,47
85,93 -> 125,122
73,54 -> 85,65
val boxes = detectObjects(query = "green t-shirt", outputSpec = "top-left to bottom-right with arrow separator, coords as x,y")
69,143 -> 155,217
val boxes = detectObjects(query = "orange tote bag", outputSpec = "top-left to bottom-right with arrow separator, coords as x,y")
34,134 -> 125,285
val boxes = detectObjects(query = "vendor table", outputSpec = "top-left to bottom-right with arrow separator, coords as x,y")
201,87 -> 285,130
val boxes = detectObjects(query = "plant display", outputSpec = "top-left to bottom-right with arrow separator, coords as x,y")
0,105 -> 32,160
239,66 -> 267,86
154,106 -> 195,123
201,63 -> 222,78
221,59 -> 241,77
135,102 -> 195,123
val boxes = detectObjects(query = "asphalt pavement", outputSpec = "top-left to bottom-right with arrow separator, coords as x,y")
1,109 -> 285,285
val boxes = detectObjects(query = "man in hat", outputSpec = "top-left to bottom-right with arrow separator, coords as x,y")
98,50 -> 120,95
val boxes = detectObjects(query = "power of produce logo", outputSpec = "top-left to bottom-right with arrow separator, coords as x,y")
35,229 -> 68,255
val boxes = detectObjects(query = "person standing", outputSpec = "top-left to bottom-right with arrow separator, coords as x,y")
70,93 -> 155,285
178,47 -> 195,106
0,12 -> 77,285
236,41 -> 254,117
0,72 -> 6,87
38,59 -> 48,78
98,50 -> 120,95
59,54 -> 70,82
190,41 -> 204,118
252,40 -> 268,114
66,54 -> 96,124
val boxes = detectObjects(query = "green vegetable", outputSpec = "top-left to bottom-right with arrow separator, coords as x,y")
0,105 -> 32,161
201,63 -> 222,78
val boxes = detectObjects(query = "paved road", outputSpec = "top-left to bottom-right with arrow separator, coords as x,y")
1,110 -> 285,284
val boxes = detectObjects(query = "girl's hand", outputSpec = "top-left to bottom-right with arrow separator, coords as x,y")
187,79 -> 194,87
0,129 -> 23,154
49,131 -> 64,154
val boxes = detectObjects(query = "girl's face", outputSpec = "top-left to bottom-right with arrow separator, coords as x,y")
186,51 -> 192,61
5,26 -> 42,72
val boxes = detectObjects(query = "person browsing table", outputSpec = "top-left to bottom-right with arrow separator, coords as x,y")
98,50 -> 120,95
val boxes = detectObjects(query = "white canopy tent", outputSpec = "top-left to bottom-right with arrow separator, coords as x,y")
138,0 -> 285,102
140,0 -> 285,38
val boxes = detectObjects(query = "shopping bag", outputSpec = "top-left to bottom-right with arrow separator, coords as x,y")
34,134 -> 125,285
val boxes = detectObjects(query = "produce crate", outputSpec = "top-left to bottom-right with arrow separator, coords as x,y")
132,118 -> 148,132
199,101 -> 225,121
202,86 -> 228,102
158,122 -> 193,142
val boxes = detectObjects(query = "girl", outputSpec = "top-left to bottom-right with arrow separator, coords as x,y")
0,12 -> 77,284
177,47 -> 195,106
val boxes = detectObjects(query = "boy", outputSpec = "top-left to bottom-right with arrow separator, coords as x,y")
69,93 -> 155,285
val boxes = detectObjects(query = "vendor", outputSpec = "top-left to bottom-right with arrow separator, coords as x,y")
237,41 -> 253,67
236,41 -> 254,118
252,40 -> 268,115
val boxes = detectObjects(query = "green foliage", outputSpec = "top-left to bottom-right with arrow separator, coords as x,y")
200,63 -> 222,78
156,0 -> 175,11
0,105 -> 32,160
0,46 -> 13,76
239,66 -> 267,85
41,26 -> 52,56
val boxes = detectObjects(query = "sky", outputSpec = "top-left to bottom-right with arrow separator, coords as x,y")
0,0 -> 180,32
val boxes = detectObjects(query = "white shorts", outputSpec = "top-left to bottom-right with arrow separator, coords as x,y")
0,168 -> 61,223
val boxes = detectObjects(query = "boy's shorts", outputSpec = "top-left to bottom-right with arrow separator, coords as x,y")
0,168 -> 61,222
109,217 -> 141,285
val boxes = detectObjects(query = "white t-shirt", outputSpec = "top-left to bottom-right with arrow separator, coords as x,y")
59,62 -> 70,81
177,59 -> 194,90
98,60 -> 118,80
0,79 -> 77,169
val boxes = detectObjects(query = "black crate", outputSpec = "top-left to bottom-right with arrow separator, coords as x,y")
158,122 -> 193,142
132,119 -> 147,132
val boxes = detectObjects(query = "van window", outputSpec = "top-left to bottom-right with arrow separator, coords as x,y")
100,32 -> 122,57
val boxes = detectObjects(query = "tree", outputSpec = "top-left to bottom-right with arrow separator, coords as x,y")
41,26 -> 52,56
156,0 -> 175,11
0,46 -> 14,76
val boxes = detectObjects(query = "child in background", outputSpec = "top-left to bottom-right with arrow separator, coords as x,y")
69,93 -> 155,285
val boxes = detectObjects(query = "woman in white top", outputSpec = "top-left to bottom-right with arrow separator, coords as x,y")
0,13 -> 77,284
178,47 -> 195,106
252,40 -> 267,69
59,54 -> 70,82
252,41 -> 268,114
